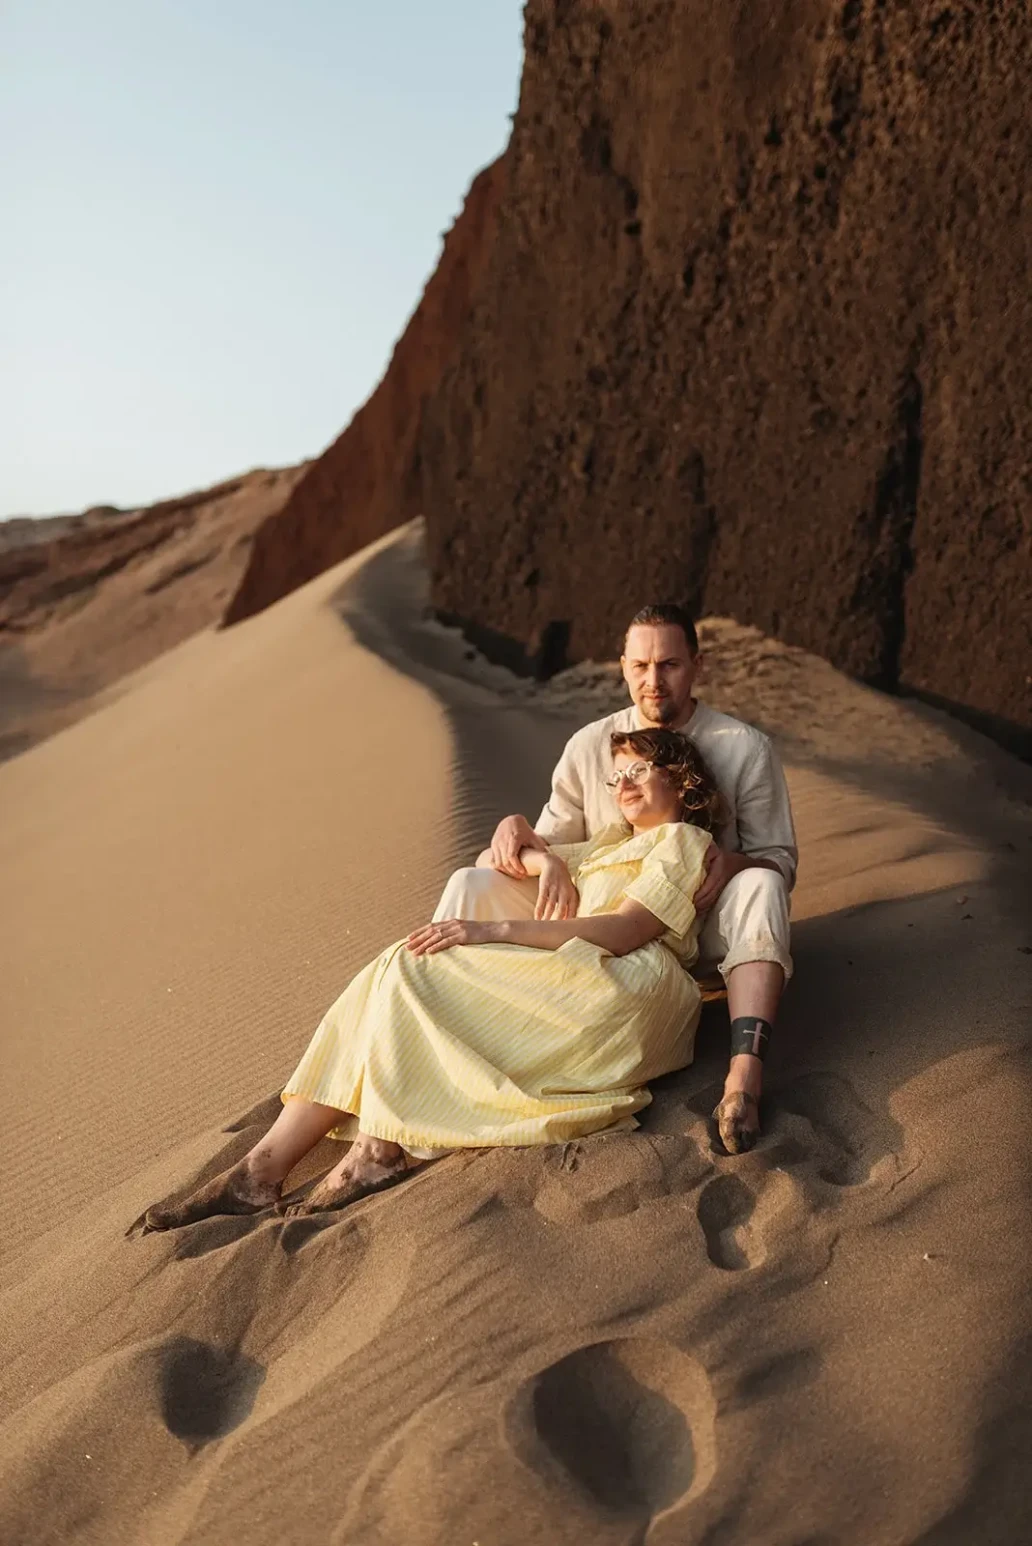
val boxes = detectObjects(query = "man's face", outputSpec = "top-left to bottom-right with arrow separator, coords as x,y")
621,624 -> 701,726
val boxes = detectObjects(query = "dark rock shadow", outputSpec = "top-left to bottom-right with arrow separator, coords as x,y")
0,643 -> 94,764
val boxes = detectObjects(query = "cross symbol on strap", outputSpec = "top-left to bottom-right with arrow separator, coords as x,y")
745,1021 -> 767,1055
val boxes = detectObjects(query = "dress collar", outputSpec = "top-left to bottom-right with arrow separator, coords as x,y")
581,821 -> 682,869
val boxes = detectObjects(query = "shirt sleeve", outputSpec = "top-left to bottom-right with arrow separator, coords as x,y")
622,825 -> 711,940
535,731 -> 589,844
736,738 -> 798,889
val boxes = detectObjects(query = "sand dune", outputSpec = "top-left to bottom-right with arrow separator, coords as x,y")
2,523 -> 1031,1544
0,464 -> 304,762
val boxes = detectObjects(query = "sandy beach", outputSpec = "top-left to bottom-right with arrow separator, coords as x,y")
2,521 -> 1031,1545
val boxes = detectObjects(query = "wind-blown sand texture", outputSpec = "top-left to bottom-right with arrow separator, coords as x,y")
2,522 -> 1031,1545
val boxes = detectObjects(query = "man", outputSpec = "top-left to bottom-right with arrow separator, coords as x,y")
434,603 -> 796,1153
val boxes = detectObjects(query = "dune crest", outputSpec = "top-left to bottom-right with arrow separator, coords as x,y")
1,525 -> 1030,1544
0,465 -> 304,761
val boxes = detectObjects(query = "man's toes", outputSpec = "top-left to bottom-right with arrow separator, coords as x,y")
726,1122 -> 758,1155
713,1094 -> 761,1156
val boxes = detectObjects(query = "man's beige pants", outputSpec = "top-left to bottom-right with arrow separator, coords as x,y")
433,864 -> 793,981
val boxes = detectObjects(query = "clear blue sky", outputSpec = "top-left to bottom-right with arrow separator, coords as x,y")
0,1 -> 522,517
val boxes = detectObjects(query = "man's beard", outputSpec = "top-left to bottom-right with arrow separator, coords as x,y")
640,694 -> 679,725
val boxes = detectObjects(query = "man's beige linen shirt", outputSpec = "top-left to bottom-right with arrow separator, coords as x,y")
535,701 -> 798,889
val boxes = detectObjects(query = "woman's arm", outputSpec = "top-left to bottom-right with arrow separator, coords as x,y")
496,899 -> 663,955
475,844 -> 579,921
407,898 -> 664,958
475,844 -> 552,873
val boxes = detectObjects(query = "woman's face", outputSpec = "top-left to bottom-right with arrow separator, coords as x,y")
611,751 -> 682,829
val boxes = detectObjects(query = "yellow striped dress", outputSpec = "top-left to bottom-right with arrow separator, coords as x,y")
282,821 -> 711,1150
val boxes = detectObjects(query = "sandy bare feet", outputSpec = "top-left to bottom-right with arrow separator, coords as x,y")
142,1156 -> 281,1232
280,1137 -> 411,1218
712,1090 -> 761,1155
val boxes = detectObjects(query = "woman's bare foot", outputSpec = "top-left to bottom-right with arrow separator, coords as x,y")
143,1155 -> 281,1232
713,1054 -> 763,1154
280,1135 -> 410,1218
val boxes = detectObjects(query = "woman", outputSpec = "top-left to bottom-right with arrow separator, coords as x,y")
144,728 -> 723,1231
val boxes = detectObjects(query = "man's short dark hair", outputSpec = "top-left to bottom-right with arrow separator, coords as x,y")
624,603 -> 699,655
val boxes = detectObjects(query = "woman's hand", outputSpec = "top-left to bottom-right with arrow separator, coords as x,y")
534,854 -> 579,921
406,918 -> 499,956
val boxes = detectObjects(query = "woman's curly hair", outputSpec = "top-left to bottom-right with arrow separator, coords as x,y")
609,728 -> 726,833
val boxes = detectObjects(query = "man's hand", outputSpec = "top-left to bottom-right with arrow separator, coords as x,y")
693,845 -> 747,913
534,855 -> 579,921
489,814 -> 548,878
406,918 -> 498,956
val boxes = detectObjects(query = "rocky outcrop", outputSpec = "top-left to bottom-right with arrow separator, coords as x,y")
416,0 -> 1032,751
0,472 -> 298,636
223,160 -> 507,626
0,467 -> 302,761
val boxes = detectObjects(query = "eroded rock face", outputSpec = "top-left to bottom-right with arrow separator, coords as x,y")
417,0 -> 1031,750
223,159 -> 507,626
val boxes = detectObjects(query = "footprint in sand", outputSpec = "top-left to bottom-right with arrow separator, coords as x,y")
156,1336 -> 265,1446
511,1337 -> 716,1522
696,1173 -> 759,1271
767,1071 -> 901,1187
532,1137 -> 711,1225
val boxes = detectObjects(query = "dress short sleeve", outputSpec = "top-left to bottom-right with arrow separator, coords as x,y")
622,823 -> 711,939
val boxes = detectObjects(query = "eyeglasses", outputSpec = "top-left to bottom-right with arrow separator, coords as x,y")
602,760 -> 653,790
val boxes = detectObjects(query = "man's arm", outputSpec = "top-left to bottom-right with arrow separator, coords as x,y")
693,737 -> 797,911
734,738 -> 797,888
533,731 -> 589,845
486,729 -> 589,877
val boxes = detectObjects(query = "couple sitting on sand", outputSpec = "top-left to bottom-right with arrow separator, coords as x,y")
145,603 -> 796,1231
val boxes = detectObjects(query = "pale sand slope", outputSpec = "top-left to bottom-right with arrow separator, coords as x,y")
0,463 -> 304,763
1,521 -> 1031,1545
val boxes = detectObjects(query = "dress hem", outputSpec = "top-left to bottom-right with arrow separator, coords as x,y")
280,1085 -> 647,1149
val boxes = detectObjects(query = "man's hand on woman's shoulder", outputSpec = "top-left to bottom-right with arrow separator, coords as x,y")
692,846 -> 783,912
489,813 -> 548,878
693,844 -> 743,912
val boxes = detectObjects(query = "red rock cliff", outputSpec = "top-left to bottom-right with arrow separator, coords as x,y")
223,159 -> 506,626
417,0 -> 1032,751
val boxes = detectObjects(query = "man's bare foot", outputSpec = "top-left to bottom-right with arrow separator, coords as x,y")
280,1136 -> 410,1218
712,1090 -> 761,1154
142,1156 -> 281,1232
713,1054 -> 763,1154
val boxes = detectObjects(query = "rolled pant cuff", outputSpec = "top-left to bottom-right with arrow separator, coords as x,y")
718,946 -> 793,984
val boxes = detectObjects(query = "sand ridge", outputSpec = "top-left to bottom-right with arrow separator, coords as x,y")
0,464 -> 304,762
1,523 -> 1031,1544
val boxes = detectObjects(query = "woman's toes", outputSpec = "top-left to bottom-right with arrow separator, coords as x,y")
142,1160 -> 279,1231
